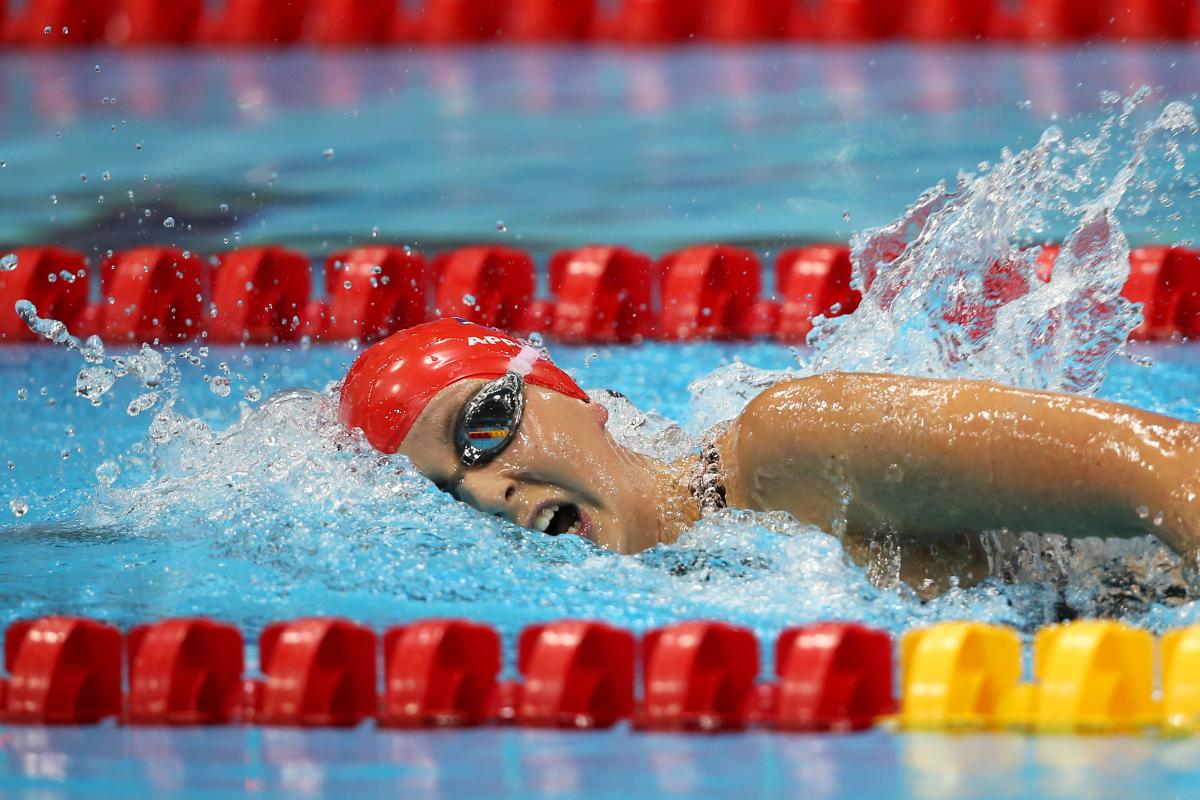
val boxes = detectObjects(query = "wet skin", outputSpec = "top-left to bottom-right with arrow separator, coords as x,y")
400,372 -> 1200,598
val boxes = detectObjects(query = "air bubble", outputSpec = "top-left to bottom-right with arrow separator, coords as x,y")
163,216 -> 176,229
323,148 -> 335,160
9,499 -> 28,517
0,253 -> 17,272
495,220 -> 507,232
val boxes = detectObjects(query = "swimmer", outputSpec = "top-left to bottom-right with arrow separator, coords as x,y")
339,318 -> 1200,598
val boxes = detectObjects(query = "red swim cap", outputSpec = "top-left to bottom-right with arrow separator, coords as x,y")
339,318 -> 589,454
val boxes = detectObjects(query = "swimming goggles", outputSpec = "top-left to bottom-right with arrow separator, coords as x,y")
454,372 -> 525,466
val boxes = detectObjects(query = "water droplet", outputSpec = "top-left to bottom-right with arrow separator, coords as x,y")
209,375 -> 232,398
343,280 -> 352,289
50,194 -> 58,205
9,499 -> 28,517
101,171 -> 111,181
79,173 -> 88,183
163,216 -> 176,229
219,203 -> 229,212
42,26 -> 51,35
16,387 -> 27,400
842,211 -> 851,222
0,253 -> 17,272
462,293 -> 476,306
323,147 -> 335,160
135,142 -> 143,151
496,220 -> 507,232
61,26 -> 68,34
95,461 -> 119,487
127,391 -> 161,416
94,64 -> 101,72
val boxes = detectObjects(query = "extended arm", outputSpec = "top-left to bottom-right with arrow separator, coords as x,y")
721,372 -> 1200,562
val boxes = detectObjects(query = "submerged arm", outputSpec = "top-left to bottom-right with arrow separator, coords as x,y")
721,372 -> 1200,562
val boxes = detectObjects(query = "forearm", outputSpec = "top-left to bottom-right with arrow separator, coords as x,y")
726,373 -> 1200,556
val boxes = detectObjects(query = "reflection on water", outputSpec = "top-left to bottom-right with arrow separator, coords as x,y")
3,725 -> 1195,799
1,47 -> 1198,257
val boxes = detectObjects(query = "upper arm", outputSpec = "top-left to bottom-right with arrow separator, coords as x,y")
723,373 -> 876,530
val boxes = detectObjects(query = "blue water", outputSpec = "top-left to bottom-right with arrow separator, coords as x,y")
1,47 -> 1198,262
3,726 -> 1199,800
4,46 -> 1200,799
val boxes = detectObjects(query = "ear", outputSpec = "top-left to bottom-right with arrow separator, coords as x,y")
590,401 -> 609,429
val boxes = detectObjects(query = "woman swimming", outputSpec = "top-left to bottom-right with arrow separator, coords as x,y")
339,317 -> 1200,598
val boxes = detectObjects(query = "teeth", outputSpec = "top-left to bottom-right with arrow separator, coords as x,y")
567,519 -> 582,535
533,505 -> 558,533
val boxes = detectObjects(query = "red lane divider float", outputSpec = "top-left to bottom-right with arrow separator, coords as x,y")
251,617 -> 378,727
0,616 -> 901,730
381,619 -> 501,727
638,621 -> 759,731
3,616 -> 122,724
433,245 -> 534,332
658,244 -> 764,340
774,244 -> 860,342
318,246 -> 428,341
512,620 -> 635,728
3,0 -> 1200,46
126,617 -> 245,724
504,0 -> 596,42
95,247 -> 205,343
309,0 -> 398,46
2,241 -> 1198,345
771,622 -> 895,731
0,247 -> 88,341
208,245 -> 310,343
548,245 -> 655,343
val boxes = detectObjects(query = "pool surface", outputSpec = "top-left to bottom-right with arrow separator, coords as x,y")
4,45 -> 1200,799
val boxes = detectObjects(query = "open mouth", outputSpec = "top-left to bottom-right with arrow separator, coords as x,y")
531,502 -> 584,536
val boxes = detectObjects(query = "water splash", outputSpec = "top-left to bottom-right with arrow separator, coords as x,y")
807,93 -> 1198,393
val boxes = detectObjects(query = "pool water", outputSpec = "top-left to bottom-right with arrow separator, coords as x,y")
3,45 -> 1200,799
5,726 -> 1200,799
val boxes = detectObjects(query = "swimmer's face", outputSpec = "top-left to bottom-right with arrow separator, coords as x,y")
398,379 -> 662,553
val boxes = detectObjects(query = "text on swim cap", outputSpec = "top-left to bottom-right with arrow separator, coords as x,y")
467,336 -> 517,347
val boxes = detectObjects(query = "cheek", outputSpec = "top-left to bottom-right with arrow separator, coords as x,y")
509,419 -> 626,498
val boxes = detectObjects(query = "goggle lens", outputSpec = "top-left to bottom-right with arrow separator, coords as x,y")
455,373 -> 524,466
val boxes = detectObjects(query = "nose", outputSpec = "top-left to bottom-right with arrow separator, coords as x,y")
455,468 -> 518,519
